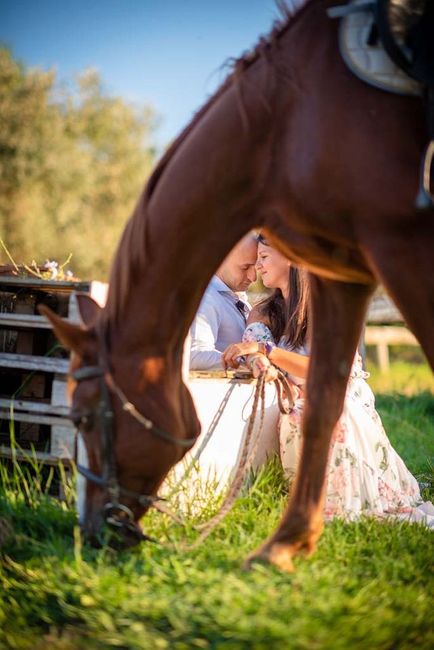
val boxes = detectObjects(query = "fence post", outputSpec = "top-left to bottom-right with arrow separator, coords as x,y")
377,340 -> 390,372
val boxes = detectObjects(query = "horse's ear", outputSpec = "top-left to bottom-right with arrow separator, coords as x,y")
75,293 -> 102,328
38,304 -> 92,355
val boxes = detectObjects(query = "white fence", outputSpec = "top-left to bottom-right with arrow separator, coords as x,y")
365,295 -> 419,372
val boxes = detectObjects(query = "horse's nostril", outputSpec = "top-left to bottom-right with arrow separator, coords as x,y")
104,502 -> 134,527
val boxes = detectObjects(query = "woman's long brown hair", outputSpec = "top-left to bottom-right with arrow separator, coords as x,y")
256,234 -> 310,349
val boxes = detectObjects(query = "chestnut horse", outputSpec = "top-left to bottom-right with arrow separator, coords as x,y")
42,0 -> 434,571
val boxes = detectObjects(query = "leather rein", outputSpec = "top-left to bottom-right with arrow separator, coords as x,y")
72,345 -> 197,544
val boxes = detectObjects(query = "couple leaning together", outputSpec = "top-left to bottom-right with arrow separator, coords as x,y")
190,233 -> 433,527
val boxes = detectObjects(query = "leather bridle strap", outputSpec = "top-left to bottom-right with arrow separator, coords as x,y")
104,372 -> 197,448
71,365 -> 197,448
72,366 -> 105,381
76,462 -> 161,507
71,356 -> 195,537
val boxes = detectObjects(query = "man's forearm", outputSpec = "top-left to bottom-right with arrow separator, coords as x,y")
189,349 -> 224,371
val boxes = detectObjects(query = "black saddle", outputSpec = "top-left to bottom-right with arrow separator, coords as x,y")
376,0 -> 434,208
329,0 -> 434,209
376,0 -> 434,87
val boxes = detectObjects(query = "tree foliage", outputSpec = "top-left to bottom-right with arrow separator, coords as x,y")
0,48 -> 157,279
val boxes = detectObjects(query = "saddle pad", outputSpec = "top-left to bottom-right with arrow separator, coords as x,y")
339,0 -> 422,96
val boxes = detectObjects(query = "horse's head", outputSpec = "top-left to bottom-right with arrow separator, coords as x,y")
40,295 -> 200,548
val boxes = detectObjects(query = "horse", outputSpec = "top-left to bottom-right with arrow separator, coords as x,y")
41,0 -> 434,571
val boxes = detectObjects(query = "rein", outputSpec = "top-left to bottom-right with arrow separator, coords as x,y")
159,368 -> 293,552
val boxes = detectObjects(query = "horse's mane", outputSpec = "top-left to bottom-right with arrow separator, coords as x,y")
143,1 -> 306,203
105,1 -> 311,325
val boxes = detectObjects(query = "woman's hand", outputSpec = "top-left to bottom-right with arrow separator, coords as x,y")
222,341 -> 264,368
223,341 -> 278,381
248,354 -> 278,381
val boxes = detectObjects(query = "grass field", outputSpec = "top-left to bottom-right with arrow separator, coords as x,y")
0,361 -> 433,649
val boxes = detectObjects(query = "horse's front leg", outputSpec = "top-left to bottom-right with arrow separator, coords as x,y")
245,276 -> 374,572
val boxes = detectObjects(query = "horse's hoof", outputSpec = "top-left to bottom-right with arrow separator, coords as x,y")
243,542 -> 295,573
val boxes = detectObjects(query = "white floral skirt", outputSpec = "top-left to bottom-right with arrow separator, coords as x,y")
279,376 -> 434,528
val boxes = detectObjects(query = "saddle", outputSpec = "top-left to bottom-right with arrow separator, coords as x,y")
329,0 -> 434,208
381,0 -> 434,86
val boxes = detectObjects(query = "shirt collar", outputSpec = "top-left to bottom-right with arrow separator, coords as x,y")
210,275 -> 249,305
210,275 -> 232,294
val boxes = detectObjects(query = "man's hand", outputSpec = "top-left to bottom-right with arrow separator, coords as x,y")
222,341 -> 263,368
223,341 -> 278,381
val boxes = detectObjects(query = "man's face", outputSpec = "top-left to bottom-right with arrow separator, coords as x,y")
218,237 -> 257,291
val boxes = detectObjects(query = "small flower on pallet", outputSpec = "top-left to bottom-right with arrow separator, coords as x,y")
45,260 -> 59,279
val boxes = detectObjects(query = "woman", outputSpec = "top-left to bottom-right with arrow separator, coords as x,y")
223,235 -> 433,526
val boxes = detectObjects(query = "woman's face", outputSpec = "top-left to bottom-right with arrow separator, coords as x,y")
256,241 -> 290,290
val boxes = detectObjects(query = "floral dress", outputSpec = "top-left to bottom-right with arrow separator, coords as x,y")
243,322 -> 434,527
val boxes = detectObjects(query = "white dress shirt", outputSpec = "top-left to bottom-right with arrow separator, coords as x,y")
189,276 -> 251,370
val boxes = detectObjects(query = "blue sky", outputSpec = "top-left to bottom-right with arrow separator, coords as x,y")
1,0 -> 280,151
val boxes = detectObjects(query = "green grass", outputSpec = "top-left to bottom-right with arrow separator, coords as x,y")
0,362 -> 433,649
367,356 -> 433,396
367,359 -> 434,483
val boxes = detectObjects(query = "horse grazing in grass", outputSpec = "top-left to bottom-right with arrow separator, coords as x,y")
42,0 -> 434,571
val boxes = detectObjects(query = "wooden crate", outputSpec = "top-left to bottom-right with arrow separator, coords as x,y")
0,275 -> 92,468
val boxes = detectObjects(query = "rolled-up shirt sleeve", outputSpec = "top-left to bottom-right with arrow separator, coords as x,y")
189,302 -> 224,370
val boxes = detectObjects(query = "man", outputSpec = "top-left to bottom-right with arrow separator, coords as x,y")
189,233 -> 258,370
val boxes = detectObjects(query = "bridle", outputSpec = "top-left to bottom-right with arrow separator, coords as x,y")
72,327 -> 297,549
72,343 -> 198,544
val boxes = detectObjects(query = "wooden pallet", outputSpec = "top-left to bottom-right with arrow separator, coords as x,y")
0,275 -> 95,468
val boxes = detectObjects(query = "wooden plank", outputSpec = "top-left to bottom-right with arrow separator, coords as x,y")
19,373 -> 46,400
14,299 -> 35,354
0,277 -> 90,292
365,326 -> 418,346
51,424 -> 75,458
0,398 -> 69,417
0,313 -> 52,329
52,375 -> 69,406
67,292 -> 81,324
0,408 -> 72,428
189,369 -> 255,383
0,353 -> 69,373
0,445 -> 73,463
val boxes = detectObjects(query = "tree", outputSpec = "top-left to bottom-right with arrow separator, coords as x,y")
0,48 -> 157,279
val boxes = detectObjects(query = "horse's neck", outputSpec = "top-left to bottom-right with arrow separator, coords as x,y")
105,64 -> 277,356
